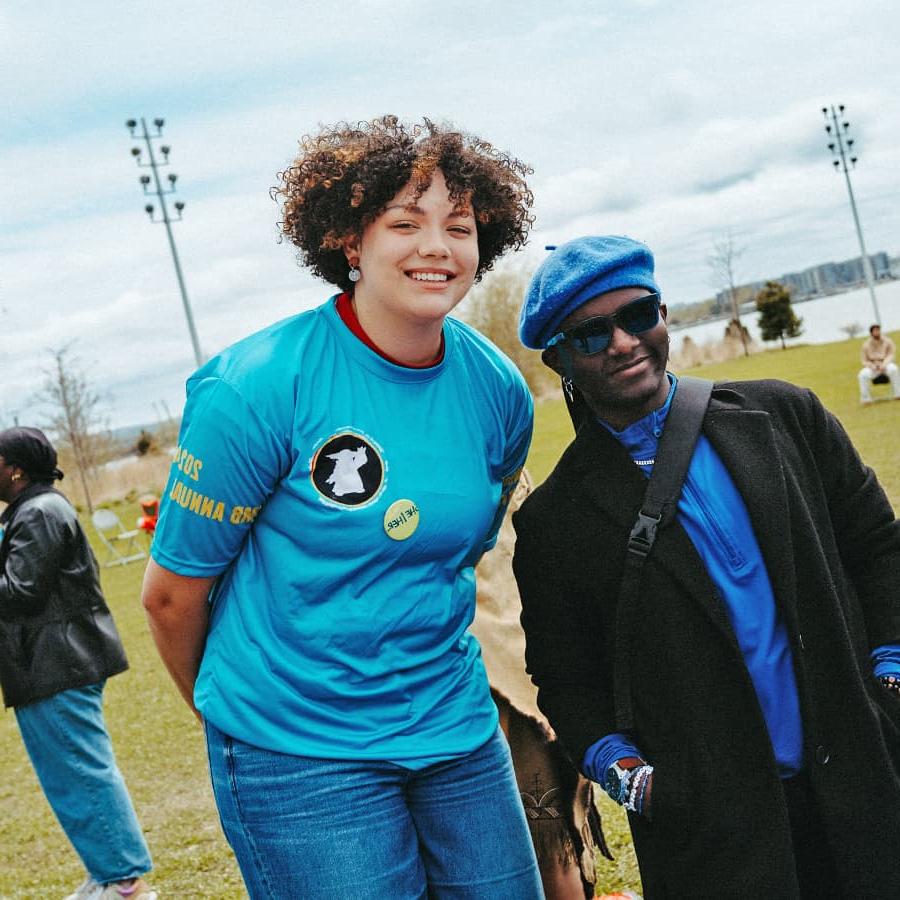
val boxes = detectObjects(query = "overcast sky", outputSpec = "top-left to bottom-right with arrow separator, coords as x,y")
3,0 -> 899,428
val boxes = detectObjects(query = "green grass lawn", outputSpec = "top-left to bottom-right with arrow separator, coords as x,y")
1,335 -> 896,898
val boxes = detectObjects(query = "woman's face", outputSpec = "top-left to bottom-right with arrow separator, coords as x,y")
0,456 -> 18,504
346,169 -> 479,327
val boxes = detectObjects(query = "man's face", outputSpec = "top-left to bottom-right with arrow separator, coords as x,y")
872,326 -> 882,340
543,286 -> 670,427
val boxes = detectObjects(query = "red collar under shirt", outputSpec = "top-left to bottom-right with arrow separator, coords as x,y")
335,293 -> 444,368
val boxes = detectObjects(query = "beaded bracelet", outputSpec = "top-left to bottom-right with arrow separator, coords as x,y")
624,764 -> 654,816
881,675 -> 900,694
636,766 -> 652,816
624,767 -> 643,812
630,766 -> 652,815
614,766 -> 636,806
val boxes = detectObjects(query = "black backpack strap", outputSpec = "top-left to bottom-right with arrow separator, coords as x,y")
614,376 -> 713,731
625,376 -> 714,559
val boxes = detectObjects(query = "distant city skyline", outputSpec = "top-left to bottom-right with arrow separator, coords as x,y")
704,248 -> 897,312
668,279 -> 900,355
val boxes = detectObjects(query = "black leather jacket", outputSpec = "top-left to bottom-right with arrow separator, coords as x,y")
0,485 -> 128,708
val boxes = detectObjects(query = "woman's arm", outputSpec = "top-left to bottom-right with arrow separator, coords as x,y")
0,503 -> 66,617
141,558 -> 216,719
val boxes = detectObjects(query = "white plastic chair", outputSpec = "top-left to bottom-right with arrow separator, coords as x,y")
91,508 -> 148,567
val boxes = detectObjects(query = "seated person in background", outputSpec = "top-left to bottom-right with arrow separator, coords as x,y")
858,323 -> 900,402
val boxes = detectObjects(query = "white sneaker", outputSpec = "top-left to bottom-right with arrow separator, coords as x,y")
63,877 -> 102,900
95,878 -> 158,900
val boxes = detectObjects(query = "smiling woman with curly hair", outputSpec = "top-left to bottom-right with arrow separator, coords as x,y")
144,116 -> 545,898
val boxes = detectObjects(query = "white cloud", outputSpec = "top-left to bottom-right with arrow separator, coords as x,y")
3,0 -> 900,426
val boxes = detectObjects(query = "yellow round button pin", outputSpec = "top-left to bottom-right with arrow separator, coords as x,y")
384,499 -> 419,541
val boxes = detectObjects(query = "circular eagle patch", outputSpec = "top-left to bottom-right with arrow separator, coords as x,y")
310,431 -> 385,507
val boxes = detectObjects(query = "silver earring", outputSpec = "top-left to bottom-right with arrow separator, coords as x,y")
348,266 -> 361,283
11,473 -> 21,482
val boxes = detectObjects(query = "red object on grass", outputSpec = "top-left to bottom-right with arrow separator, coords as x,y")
137,494 -> 159,534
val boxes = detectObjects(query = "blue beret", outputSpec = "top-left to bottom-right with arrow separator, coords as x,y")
519,235 -> 659,349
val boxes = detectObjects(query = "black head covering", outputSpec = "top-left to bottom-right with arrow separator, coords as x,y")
0,427 -> 65,483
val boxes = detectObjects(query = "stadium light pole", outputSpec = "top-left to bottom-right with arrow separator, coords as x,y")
821,104 -> 881,326
126,117 -> 204,367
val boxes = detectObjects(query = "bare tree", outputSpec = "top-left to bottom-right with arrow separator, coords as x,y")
841,322 -> 863,340
35,344 -> 110,514
459,263 -> 557,398
707,232 -> 750,356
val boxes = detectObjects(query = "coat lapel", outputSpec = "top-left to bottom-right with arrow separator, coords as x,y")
572,421 -> 647,530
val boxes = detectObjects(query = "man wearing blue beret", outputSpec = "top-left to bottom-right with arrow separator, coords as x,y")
513,235 -> 900,898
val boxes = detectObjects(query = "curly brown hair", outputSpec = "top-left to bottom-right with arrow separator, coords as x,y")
274,115 -> 534,291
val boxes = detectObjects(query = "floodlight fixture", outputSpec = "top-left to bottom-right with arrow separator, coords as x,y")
820,103 -> 879,324
125,116 -> 203,366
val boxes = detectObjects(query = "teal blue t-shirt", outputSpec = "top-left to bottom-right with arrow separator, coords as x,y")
152,297 -> 533,766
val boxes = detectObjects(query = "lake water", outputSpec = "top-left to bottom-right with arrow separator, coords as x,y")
669,279 -> 900,354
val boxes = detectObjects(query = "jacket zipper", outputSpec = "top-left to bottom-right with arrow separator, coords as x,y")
681,478 -> 746,570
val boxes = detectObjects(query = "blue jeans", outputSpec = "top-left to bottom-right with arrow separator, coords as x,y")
205,722 -> 543,899
15,681 -> 152,883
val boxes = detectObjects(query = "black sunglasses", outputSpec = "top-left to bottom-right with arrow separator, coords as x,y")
546,293 -> 662,356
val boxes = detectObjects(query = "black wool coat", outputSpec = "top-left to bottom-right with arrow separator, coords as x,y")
513,380 -> 900,898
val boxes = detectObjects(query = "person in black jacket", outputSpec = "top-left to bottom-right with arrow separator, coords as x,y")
513,236 -> 900,899
0,427 -> 157,900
